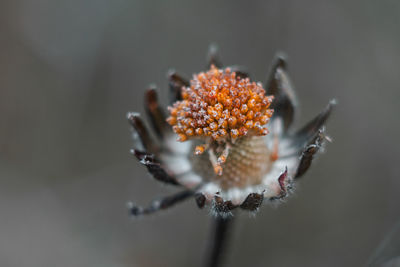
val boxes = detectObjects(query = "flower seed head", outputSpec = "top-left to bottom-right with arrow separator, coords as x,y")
167,65 -> 274,178
167,65 -> 274,143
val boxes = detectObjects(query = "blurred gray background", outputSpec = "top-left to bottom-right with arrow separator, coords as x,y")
1,1 -> 400,266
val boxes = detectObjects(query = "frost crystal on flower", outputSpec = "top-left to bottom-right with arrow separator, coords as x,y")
127,47 -> 335,217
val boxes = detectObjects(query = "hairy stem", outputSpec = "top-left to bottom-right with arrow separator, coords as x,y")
205,216 -> 234,267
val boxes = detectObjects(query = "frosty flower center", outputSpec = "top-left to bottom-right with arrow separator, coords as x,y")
167,65 -> 275,180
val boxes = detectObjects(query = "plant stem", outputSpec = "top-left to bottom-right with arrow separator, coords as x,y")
205,216 -> 234,267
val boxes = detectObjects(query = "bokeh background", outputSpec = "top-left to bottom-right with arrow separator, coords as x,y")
1,1 -> 400,266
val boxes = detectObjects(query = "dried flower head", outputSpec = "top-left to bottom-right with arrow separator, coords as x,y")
167,65 -> 274,178
127,46 -> 335,217
167,65 -> 273,141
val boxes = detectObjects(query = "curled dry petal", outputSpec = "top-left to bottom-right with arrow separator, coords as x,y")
295,99 -> 336,143
266,54 -> 297,131
295,128 -> 326,178
145,87 -> 169,138
240,193 -> 264,211
227,65 -> 249,80
207,43 -> 223,69
168,71 -> 189,104
195,193 -> 206,209
212,195 -> 238,217
132,150 -> 180,186
127,112 -> 158,153
128,190 -> 194,216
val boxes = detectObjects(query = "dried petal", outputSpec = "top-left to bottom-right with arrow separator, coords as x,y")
213,195 -> 238,217
128,190 -> 194,216
295,99 -> 336,145
266,54 -> 297,131
168,71 -> 189,104
195,193 -> 206,209
207,43 -> 223,69
132,150 -> 179,185
277,167 -> 289,195
240,193 -> 264,211
127,112 -> 157,153
295,129 -> 326,178
227,65 -> 249,80
145,87 -> 169,138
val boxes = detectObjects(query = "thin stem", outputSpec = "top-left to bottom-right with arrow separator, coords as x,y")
205,216 -> 234,267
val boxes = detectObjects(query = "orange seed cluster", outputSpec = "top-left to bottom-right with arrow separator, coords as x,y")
167,65 -> 274,142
